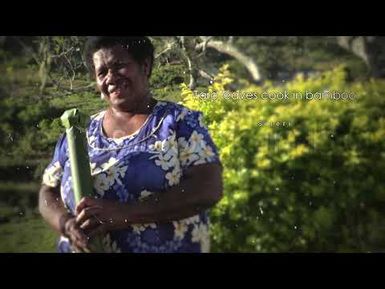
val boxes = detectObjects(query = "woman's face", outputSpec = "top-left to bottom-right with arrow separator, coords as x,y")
93,44 -> 150,111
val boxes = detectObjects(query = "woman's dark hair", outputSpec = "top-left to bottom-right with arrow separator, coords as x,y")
85,36 -> 155,78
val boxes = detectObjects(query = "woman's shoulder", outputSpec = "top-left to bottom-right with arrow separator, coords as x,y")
87,110 -> 106,131
154,100 -> 200,121
90,110 -> 106,122
153,100 -> 207,136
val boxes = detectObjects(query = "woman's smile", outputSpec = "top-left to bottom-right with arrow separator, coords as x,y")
107,80 -> 129,98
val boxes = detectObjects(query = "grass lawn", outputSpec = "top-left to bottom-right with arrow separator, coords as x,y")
0,216 -> 58,252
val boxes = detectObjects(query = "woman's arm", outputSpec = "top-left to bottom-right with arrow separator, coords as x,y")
39,184 -> 70,234
39,184 -> 88,250
75,163 -> 223,236
126,162 -> 223,222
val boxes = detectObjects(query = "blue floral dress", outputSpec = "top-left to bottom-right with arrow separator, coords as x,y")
42,100 -> 221,253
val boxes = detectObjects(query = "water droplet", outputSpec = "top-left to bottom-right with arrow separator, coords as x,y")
55,198 -> 59,201
209,80 -> 213,84
181,189 -> 185,192
26,166 -> 29,169
124,219 -> 128,223
259,207 -> 264,215
109,218 -> 113,223
330,134 -> 334,138
294,225 -> 297,230
19,211 -> 23,216
275,187 -> 280,191
309,201 -> 312,206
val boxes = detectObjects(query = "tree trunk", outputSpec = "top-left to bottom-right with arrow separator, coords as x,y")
196,39 -> 262,83
337,36 -> 385,78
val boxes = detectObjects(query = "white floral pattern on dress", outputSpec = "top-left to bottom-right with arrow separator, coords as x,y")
91,157 -> 128,197
139,189 -> 154,201
150,131 -> 182,186
176,107 -> 189,122
191,223 -> 210,253
131,223 -> 157,234
102,233 -> 122,253
165,164 -> 181,186
42,161 -> 63,187
177,130 -> 217,168
173,220 -> 189,240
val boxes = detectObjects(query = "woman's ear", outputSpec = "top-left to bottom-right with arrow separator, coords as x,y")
142,58 -> 151,78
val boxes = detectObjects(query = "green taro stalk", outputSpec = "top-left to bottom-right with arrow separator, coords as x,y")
60,108 -> 105,253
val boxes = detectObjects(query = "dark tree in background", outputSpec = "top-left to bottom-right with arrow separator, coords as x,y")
337,36 -> 385,78
2,36 -> 384,92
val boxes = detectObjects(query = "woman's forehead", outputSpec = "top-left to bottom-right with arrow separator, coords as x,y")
93,45 -> 133,65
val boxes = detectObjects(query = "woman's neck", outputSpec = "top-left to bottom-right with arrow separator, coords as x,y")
108,93 -> 156,119
102,95 -> 157,139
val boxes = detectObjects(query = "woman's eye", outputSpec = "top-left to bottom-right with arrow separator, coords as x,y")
117,63 -> 127,69
97,71 -> 106,77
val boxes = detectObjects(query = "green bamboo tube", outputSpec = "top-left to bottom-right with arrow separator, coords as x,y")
60,108 -> 104,253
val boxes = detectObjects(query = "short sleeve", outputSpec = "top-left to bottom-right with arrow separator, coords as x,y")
176,107 -> 221,172
41,133 -> 67,188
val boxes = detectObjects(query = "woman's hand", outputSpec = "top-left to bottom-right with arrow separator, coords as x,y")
75,197 -> 127,238
62,216 -> 90,252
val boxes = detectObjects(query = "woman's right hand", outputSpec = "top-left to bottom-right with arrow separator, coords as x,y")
62,216 -> 90,252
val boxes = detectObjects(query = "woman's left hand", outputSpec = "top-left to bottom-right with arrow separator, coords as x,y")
75,197 -> 127,237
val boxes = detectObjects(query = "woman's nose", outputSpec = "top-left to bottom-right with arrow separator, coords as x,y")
106,69 -> 118,85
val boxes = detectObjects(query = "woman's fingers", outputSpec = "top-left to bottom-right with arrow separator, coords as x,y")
72,240 -> 87,252
71,229 -> 89,250
65,218 -> 88,248
75,196 -> 101,215
75,230 -> 88,246
80,217 -> 101,232
76,206 -> 103,226
75,196 -> 93,215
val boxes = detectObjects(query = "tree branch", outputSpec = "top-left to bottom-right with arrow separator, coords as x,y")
196,39 -> 262,83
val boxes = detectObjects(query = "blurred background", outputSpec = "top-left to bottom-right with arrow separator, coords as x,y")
0,36 -> 384,252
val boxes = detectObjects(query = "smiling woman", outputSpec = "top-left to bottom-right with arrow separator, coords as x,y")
93,45 -> 151,111
38,36 -> 223,253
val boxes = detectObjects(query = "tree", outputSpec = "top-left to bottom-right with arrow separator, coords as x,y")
15,36 -> 53,95
153,36 -> 262,89
337,36 -> 385,78
15,36 -> 89,95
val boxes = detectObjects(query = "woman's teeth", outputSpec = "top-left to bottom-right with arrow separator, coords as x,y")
108,85 -> 117,93
108,85 -> 120,93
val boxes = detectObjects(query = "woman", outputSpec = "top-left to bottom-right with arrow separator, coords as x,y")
39,36 -> 223,253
